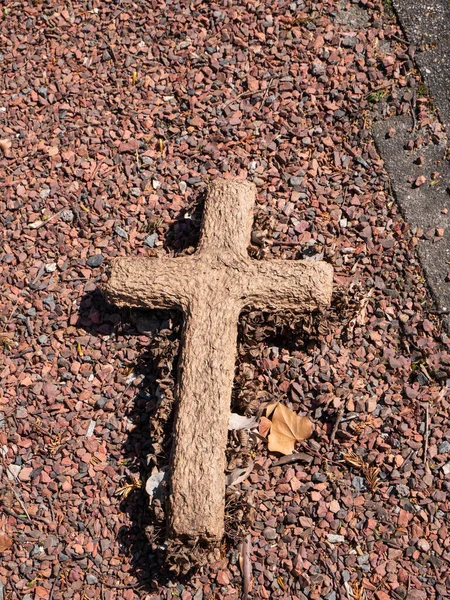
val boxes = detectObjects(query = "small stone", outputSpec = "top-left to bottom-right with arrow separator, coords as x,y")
439,441 -> 450,454
263,527 -> 278,540
144,233 -> 158,248
357,553 -> 370,565
18,467 -> 33,482
290,176 -> 304,187
179,181 -> 187,193
342,36 -> 357,48
45,262 -> 57,273
7,464 -> 21,480
43,294 -> 54,307
327,534 -> 345,543
60,209 -> 74,223
417,538 -> 430,552
216,570 -> 230,585
311,60 -> 326,76
95,397 -> 107,410
442,463 -> 450,475
352,476 -> 365,491
396,484 -> 410,497
86,574 -> 98,584
38,335 -> 49,344
87,254 -> 104,268
414,175 -> 426,188
115,226 -> 128,240
329,500 -> 340,513
37,86 -> 48,98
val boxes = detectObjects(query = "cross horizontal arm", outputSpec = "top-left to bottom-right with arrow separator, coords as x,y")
104,256 -> 196,310
244,259 -> 333,311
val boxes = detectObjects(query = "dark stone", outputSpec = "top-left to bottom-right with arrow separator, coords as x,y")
87,254 -> 104,268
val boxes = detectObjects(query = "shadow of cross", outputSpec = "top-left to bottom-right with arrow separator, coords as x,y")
104,178 -> 333,544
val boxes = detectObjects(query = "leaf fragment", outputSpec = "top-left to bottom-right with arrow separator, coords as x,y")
0,531 -> 12,552
267,404 -> 313,455
228,413 -> 258,430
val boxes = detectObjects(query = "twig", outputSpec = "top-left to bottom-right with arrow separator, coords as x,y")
365,80 -> 395,97
240,534 -> 252,600
2,506 -> 50,525
389,33 -> 409,45
424,403 -> 430,473
99,579 -> 144,591
272,240 -> 301,247
222,89 -> 262,111
49,578 -> 57,600
272,452 -> 313,467
330,405 -> 345,445
2,468 -> 31,520
257,77 -> 274,112
28,210 -> 62,230
410,87 -> 417,131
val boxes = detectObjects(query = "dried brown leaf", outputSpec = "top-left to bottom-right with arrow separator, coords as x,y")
0,138 -> 11,156
0,531 -> 12,552
258,416 -> 272,438
226,460 -> 254,487
268,404 -> 313,455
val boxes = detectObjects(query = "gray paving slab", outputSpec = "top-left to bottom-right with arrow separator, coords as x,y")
394,0 -> 450,131
393,0 -> 450,44
373,116 -> 450,326
416,46 -> 450,132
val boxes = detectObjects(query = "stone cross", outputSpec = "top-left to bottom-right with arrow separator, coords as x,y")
104,179 -> 333,543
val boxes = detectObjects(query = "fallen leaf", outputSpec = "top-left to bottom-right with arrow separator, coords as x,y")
228,413 -> 258,430
0,531 -> 12,552
258,416 -> 272,438
268,404 -> 313,455
145,470 -> 168,503
0,138 -> 11,156
225,460 -> 254,487
265,401 -> 279,418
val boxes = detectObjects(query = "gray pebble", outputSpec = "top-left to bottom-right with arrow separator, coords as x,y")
95,398 -> 107,410
144,233 -> 158,248
86,574 -> 98,584
342,36 -> 358,48
87,254 -> 104,268
327,534 -> 345,543
357,553 -> 370,565
263,527 -> 278,540
290,176 -> 304,187
352,476 -> 365,491
115,226 -> 128,240
439,441 -> 450,454
60,209 -> 74,223
396,484 -> 410,497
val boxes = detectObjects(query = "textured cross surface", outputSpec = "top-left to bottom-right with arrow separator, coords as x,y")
105,178 -> 333,543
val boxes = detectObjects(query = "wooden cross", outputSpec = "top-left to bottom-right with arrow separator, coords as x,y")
105,179 -> 333,543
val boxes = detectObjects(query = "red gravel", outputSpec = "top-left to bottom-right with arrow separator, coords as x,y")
1,1 -> 449,599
